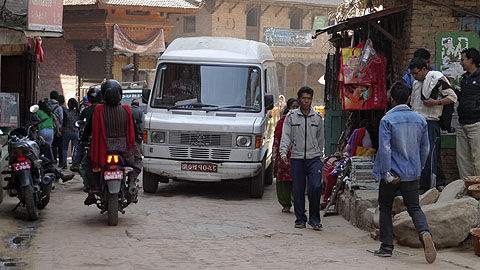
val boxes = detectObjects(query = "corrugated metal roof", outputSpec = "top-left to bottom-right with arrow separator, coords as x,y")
64,0 -> 201,8
270,0 -> 341,6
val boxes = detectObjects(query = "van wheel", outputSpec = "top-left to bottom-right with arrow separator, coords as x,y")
250,159 -> 265,198
143,171 -> 159,193
264,162 -> 273,185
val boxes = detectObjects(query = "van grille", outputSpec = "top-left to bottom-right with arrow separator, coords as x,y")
168,147 -> 231,160
169,132 -> 232,147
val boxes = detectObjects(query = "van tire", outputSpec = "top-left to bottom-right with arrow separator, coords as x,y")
143,171 -> 159,193
250,160 -> 265,198
264,162 -> 273,185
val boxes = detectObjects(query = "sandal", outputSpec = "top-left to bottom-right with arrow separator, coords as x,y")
281,206 -> 291,213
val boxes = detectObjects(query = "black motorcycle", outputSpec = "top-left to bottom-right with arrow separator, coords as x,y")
1,117 -> 55,220
88,151 -> 137,226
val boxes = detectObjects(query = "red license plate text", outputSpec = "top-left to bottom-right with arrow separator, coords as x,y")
13,161 -> 31,172
104,170 -> 123,180
181,163 -> 218,173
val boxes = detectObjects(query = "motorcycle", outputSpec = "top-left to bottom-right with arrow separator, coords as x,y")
79,121 -> 138,226
1,106 -> 55,220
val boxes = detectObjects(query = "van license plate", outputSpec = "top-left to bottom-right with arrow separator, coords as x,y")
104,170 -> 123,180
13,161 -> 31,172
181,163 -> 218,173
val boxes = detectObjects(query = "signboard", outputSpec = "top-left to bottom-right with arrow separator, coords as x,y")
28,0 -> 63,32
0,93 -> 19,128
312,16 -> 326,30
263,27 -> 313,47
435,32 -> 480,86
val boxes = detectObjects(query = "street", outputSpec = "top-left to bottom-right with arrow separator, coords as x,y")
0,174 -> 474,270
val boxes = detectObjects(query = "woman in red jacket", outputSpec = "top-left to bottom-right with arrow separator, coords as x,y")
272,98 -> 299,213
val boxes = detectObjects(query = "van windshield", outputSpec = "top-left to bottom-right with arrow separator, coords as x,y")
151,63 -> 262,112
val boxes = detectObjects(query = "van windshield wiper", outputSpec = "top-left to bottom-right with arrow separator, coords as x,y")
167,103 -> 219,111
206,105 -> 255,112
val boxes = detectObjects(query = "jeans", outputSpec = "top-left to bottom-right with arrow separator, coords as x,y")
290,157 -> 323,226
421,121 -> 445,190
378,179 -> 430,251
38,128 -> 54,146
62,131 -> 79,167
72,141 -> 85,165
456,121 -> 480,178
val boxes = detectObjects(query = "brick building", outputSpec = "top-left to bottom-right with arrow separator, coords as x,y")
168,0 -> 341,105
37,0 -> 202,101
317,0 -> 480,182
0,0 -> 63,125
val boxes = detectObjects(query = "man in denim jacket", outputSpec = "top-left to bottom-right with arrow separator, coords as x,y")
372,81 -> 437,263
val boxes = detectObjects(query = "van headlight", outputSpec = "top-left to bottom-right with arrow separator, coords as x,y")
236,135 -> 252,147
151,131 -> 166,143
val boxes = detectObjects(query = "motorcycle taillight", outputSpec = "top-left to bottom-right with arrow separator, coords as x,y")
11,148 -> 29,158
107,155 -> 119,164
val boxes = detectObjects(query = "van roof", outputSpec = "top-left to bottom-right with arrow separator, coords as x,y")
160,37 -> 275,64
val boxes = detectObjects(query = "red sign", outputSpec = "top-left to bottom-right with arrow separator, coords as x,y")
181,163 -> 218,173
28,0 -> 63,32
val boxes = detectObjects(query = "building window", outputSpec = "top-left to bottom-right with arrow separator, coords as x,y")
290,11 -> 302,29
184,16 -> 196,33
247,8 -> 258,27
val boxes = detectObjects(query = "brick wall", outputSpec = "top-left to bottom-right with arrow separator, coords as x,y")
37,38 -> 77,102
441,148 -> 461,183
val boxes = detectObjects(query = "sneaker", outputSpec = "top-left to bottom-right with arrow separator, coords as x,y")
373,248 -> 392,257
422,232 -> 437,263
70,164 -> 80,172
84,194 -> 96,205
294,223 -> 306,229
310,223 -> 323,231
61,173 -> 74,182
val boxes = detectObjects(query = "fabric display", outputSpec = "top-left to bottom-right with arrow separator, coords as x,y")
338,39 -> 387,110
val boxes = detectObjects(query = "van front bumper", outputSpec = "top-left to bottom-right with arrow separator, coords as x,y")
143,158 -> 262,182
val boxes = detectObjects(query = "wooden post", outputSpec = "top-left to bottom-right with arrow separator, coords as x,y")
133,53 -> 139,81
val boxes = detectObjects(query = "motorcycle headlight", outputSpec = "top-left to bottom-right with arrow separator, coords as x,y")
236,135 -> 252,147
151,131 -> 166,143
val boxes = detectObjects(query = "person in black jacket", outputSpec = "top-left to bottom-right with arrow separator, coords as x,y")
457,48 -> 480,178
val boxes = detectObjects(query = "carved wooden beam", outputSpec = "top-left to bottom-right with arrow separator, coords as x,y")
229,2 -> 240,13
261,5 -> 271,16
213,0 -> 225,13
368,20 -> 399,43
275,6 -> 285,17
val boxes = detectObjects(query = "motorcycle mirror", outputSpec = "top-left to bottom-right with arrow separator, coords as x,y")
30,105 -> 39,113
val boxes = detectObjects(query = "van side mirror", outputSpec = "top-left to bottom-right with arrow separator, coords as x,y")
264,94 -> 274,111
142,88 -> 151,104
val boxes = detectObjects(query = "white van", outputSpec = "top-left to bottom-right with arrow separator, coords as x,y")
141,37 -> 280,198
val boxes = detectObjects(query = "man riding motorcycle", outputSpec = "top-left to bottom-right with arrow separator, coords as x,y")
84,80 -> 142,205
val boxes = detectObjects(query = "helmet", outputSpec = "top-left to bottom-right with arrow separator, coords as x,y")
101,79 -> 122,106
83,96 -> 89,103
87,86 -> 102,104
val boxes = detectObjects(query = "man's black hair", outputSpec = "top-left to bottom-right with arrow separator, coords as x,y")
50,90 -> 59,100
461,47 -> 480,67
58,94 -> 65,105
408,57 -> 428,71
390,81 -> 410,104
297,86 -> 314,98
413,48 -> 431,60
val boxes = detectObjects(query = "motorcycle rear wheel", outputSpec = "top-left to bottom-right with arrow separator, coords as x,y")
22,185 -> 40,221
107,192 -> 118,226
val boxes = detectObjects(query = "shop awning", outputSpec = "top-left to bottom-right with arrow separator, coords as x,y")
313,5 -> 408,38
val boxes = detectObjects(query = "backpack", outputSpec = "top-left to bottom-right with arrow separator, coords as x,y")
422,79 -> 459,132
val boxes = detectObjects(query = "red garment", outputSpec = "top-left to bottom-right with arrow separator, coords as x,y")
35,38 -> 44,62
91,104 -> 135,171
323,165 -> 338,203
273,114 -> 292,181
351,127 -> 366,156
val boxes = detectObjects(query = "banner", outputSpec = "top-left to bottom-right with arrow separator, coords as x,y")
114,24 -> 165,54
263,27 -> 312,47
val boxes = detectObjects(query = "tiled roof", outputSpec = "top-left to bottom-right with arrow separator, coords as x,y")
64,0 -> 201,8
271,0 -> 341,5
